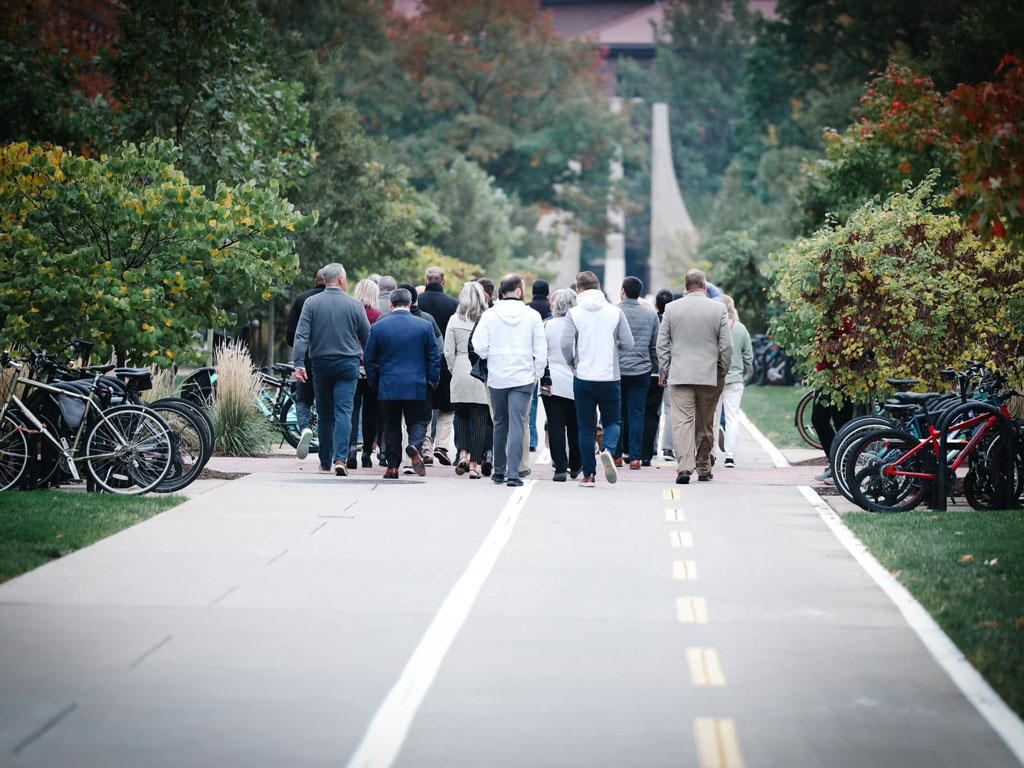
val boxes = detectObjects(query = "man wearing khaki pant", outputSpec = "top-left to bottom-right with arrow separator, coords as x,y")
656,269 -> 733,484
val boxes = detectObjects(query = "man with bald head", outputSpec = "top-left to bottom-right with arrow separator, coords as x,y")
656,268 -> 732,485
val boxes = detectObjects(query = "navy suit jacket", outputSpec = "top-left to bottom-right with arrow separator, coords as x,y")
363,309 -> 440,401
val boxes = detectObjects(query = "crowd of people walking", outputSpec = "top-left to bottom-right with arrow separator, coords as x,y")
288,263 -> 753,487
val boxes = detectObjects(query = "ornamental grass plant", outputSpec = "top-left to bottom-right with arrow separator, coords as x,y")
209,341 -> 275,456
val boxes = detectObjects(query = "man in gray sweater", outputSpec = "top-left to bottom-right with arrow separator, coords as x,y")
615,276 -> 660,470
293,262 -> 371,475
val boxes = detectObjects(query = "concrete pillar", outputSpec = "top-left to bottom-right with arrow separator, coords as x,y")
649,102 -> 699,293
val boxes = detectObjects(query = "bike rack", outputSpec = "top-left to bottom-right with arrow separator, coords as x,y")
933,400 -> 1016,511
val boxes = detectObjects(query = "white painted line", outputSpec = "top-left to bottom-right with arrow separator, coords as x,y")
533,446 -> 551,465
673,560 -> 698,580
687,647 -> 726,687
694,718 -> 744,768
798,485 -> 1024,766
345,481 -> 536,768
738,409 -> 789,468
676,596 -> 709,624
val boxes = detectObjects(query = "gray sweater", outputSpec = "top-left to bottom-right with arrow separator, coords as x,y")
617,298 -> 660,376
292,286 -> 370,364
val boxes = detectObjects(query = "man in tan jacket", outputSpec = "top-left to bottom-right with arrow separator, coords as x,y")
656,269 -> 733,484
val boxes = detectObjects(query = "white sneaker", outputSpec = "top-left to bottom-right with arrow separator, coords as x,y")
815,468 -> 833,482
296,428 -> 313,460
599,449 -> 617,484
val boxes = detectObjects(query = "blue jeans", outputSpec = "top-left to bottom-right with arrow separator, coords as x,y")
528,385 -> 539,449
573,378 -> 621,479
615,373 -> 651,460
311,357 -> 360,469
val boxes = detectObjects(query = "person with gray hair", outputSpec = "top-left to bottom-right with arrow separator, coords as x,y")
542,289 -> 582,481
347,278 -> 385,468
292,262 -> 371,475
378,275 -> 397,316
286,267 -> 326,459
444,282 -> 491,478
656,268 -> 733,484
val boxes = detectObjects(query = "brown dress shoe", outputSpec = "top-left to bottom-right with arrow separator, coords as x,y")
580,476 -> 596,488
629,460 -> 641,470
698,472 -> 713,482
613,457 -> 623,468
383,467 -> 399,479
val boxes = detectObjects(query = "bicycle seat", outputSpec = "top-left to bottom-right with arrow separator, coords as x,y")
272,363 -> 295,374
113,368 -> 154,391
50,380 -> 95,395
892,392 -> 941,404
82,363 -> 117,374
885,378 -> 919,390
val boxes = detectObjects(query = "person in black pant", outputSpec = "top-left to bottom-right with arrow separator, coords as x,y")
541,289 -> 582,481
285,269 -> 324,459
811,394 -> 853,482
363,289 -> 441,478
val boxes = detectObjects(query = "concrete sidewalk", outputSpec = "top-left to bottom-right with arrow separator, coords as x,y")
0,426 -> 1019,767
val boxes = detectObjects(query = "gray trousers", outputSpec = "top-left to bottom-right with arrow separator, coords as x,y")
489,383 -> 534,480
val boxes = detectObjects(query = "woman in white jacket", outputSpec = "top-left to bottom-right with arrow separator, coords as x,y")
542,289 -> 582,481
444,282 -> 491,479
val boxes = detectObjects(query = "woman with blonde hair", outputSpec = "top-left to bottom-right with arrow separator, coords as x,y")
716,295 -> 753,468
444,281 -> 491,478
349,278 -> 384,467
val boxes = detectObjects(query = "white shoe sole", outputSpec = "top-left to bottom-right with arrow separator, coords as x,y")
296,429 -> 312,460
599,450 -> 617,484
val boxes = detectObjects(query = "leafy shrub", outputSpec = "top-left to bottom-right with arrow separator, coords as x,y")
770,176 -> 1024,402
209,341 -> 275,457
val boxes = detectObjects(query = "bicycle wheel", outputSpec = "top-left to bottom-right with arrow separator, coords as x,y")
830,417 -> 894,501
84,405 -> 173,494
279,394 -> 319,454
152,397 -> 215,469
846,429 -> 932,512
146,402 -> 210,493
0,414 -> 29,491
794,390 -> 822,450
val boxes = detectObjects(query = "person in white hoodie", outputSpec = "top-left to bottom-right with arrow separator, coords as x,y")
560,271 -> 634,487
470,274 -> 547,487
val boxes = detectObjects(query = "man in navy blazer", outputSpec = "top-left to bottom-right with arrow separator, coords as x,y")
363,288 -> 441,478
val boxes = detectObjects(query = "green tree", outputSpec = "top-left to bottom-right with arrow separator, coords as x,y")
105,0 -> 312,192
0,141 -> 313,366
334,0 -> 635,237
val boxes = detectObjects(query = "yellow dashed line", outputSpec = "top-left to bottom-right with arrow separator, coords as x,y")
676,596 -> 709,624
686,648 -> 726,686
673,560 -> 698,579
663,488 -> 680,500
694,718 -> 744,768
670,531 -> 695,548
665,508 -> 686,522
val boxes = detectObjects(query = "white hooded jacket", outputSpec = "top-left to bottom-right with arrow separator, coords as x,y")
470,298 -> 547,389
560,289 -> 634,381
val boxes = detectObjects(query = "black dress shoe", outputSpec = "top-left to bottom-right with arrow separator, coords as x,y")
482,452 -> 493,476
553,472 -> 567,482
491,473 -> 506,484
346,455 -> 358,470
434,447 -> 452,466
676,471 -> 691,485
641,459 -> 651,467
361,454 -> 373,468
698,472 -> 713,482
506,478 -> 524,487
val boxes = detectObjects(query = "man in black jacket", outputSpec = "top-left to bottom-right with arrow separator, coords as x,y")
417,266 -> 459,465
286,269 -> 324,459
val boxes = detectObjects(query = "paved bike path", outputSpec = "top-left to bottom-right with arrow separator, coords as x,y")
0,429 -> 1019,767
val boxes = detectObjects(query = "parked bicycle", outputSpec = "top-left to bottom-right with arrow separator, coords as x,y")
0,349 -> 174,494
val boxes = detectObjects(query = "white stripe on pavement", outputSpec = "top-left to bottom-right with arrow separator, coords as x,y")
345,481 -> 535,768
798,485 -> 1024,766
738,409 -> 790,468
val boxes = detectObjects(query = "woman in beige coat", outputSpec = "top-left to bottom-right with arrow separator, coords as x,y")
444,282 -> 491,478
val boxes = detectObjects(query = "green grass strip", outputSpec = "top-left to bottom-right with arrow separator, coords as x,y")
0,491 -> 184,584
739,385 -> 808,449
846,508 -> 1024,717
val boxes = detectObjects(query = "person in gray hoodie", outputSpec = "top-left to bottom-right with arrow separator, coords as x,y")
560,271 -> 634,487
614,276 -> 660,469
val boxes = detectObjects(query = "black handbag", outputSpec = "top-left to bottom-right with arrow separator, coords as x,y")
467,318 -> 488,383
